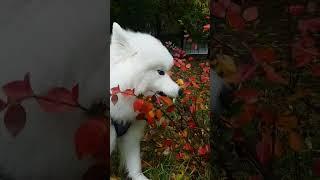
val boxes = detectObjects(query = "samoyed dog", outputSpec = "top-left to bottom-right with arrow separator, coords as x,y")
110,22 -> 182,180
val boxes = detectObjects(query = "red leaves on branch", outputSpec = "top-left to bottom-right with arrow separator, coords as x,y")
4,104 -> 26,137
37,86 -> 79,112
2,73 -> 33,102
121,88 -> 135,97
110,85 -> 120,95
74,118 -> 107,160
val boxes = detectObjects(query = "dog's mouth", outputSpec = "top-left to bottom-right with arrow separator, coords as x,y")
156,91 -> 177,103
156,91 -> 167,97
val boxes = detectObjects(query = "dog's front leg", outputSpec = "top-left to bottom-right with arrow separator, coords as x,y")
118,120 -> 149,180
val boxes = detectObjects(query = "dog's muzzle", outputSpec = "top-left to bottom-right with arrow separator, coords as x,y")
157,89 -> 183,97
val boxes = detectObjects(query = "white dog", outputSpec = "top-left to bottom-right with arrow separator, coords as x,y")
110,22 -> 182,180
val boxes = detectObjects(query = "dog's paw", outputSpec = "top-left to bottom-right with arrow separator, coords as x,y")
129,173 -> 149,180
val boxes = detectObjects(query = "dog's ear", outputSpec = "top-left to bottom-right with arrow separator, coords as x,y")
111,22 -> 137,60
111,22 -> 128,46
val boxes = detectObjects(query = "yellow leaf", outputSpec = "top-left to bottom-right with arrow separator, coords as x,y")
216,54 -> 237,77
176,79 -> 184,86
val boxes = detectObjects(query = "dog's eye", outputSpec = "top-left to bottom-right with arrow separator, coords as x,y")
157,70 -> 165,75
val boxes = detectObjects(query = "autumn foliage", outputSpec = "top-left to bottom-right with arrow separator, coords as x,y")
209,0 -> 319,179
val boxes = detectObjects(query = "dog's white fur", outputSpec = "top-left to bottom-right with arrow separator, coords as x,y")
110,22 -> 180,180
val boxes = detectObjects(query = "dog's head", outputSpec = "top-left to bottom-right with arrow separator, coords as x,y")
110,22 -> 182,98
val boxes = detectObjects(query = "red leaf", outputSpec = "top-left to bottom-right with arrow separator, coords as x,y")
141,102 -> 154,114
163,139 -> 173,147
183,143 -> 194,152
176,152 -> 185,160
251,48 -> 276,63
289,5 -> 305,16
184,89 -> 192,95
133,99 -> 144,112
188,57 -> 194,61
166,105 -> 175,113
203,24 -> 210,32
188,120 -> 197,129
37,87 -> 78,112
111,85 -> 120,95
313,159 -> 320,176
121,89 -> 135,96
243,6 -> 258,21
234,88 -> 259,104
111,95 -> 118,105
311,65 -> 320,77
256,137 -> 272,166
71,84 -> 79,101
0,99 -> 7,112
227,11 -> 246,31
74,119 -> 107,159
2,73 -> 33,102
4,104 -> 26,137
211,1 -> 226,18
189,104 -> 196,114
198,144 -> 210,156
159,96 -> 173,106
262,63 -> 288,84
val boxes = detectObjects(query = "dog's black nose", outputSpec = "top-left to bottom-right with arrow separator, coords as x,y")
178,89 -> 183,96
